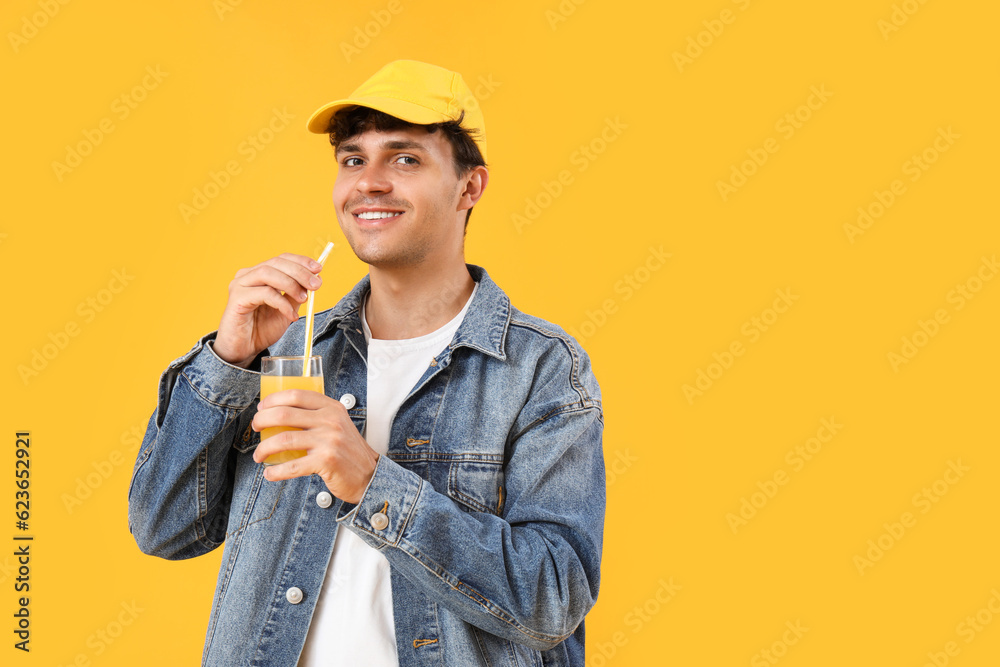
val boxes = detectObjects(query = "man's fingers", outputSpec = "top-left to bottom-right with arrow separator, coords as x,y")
216,252 -> 322,367
253,428 -> 307,460
265,256 -> 324,290
237,265 -> 312,302
235,286 -> 299,321
263,289 -> 300,322
277,251 -> 324,270
253,404 -> 322,433
261,454 -> 312,481
230,254 -> 323,303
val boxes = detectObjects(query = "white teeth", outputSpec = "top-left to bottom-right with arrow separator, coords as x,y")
357,211 -> 402,220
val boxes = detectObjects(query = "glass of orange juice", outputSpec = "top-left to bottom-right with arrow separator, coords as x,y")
259,355 -> 323,466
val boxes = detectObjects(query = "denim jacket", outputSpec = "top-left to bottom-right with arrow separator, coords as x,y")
127,265 -> 605,666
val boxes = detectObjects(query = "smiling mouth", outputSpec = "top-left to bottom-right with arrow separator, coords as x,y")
355,211 -> 404,220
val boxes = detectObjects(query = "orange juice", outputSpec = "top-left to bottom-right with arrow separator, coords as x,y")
260,373 -> 325,465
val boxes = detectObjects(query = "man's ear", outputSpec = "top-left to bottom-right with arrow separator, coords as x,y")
457,166 -> 489,213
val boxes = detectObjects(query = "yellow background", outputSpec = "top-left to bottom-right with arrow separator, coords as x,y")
2,0 -> 998,664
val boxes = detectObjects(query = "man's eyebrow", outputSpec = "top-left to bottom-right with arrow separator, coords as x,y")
381,140 -> 426,151
336,142 -> 362,155
335,139 -> 429,155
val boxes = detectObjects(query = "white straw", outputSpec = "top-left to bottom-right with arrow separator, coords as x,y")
301,242 -> 335,374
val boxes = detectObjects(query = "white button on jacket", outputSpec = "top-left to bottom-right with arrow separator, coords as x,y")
370,512 -> 389,531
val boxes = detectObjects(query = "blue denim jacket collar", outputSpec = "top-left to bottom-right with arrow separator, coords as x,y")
314,264 -> 509,362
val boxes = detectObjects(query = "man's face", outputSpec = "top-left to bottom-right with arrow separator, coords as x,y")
332,125 -> 468,270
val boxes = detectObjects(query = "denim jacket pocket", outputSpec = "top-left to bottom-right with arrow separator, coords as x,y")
227,459 -> 285,537
473,626 -> 544,667
447,460 -> 505,516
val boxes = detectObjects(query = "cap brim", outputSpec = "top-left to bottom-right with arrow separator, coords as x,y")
306,96 -> 451,134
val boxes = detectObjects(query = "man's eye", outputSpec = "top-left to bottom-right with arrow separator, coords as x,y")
395,156 -> 418,166
343,157 -> 363,167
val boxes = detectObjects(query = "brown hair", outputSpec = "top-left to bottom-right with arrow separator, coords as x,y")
327,106 -> 486,226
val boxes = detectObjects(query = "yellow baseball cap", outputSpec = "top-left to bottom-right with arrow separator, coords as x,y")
306,59 -> 487,162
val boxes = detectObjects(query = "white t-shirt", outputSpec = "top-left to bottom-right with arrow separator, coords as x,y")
298,283 -> 477,666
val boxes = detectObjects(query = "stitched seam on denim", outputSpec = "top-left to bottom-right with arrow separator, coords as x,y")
172,373 -> 252,452
497,286 -> 512,355
137,432 -> 230,554
389,452 -> 504,463
333,339 -> 368,425
452,490 -> 490,514
397,354 -> 449,423
252,487 -> 315,663
448,462 -> 497,515
458,278 -> 513,360
316,304 -> 352,337
508,318 -> 588,403
226,464 -> 267,538
504,636 -> 519,667
510,404 -> 602,442
450,286 -> 510,360
350,467 -> 421,546
144,531 -> 219,562
398,544 -> 574,644
448,462 -> 491,514
179,367 -> 256,411
432,601 -> 445,667
195,447 -> 209,540
334,305 -> 364,345
394,476 -> 423,547
204,547 -> 240,654
206,407 -> 234,530
472,626 -> 494,667
425,360 -> 453,457
126,442 -> 154,503
456,579 -> 572,643
168,341 -> 202,370
205,507 -> 249,657
339,311 -> 369,362
242,481 -> 286,530
150,524 -> 222,558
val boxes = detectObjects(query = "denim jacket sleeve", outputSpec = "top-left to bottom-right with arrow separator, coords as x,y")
127,332 -> 263,560
338,334 -> 605,652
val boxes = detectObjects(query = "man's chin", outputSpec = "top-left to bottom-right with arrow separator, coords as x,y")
340,233 -> 431,270
354,248 -> 426,271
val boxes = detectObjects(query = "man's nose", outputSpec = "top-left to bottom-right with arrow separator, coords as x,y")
356,162 -> 392,194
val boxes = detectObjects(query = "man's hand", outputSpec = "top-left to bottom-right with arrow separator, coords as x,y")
251,389 -> 379,504
214,253 -> 324,368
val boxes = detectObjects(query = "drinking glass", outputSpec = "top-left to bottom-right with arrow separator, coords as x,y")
259,355 -> 323,466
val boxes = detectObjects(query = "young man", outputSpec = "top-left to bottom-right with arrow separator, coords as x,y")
128,60 -> 605,666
